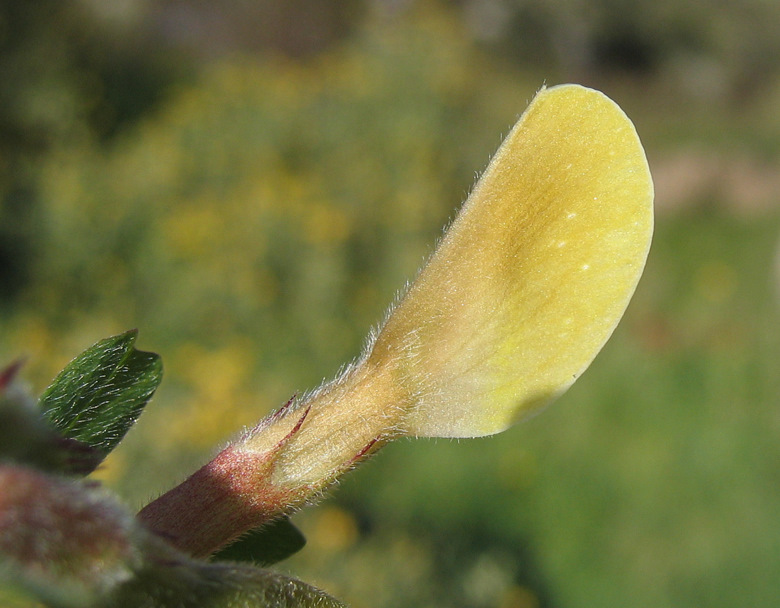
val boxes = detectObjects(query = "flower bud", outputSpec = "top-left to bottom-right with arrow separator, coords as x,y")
0,464 -> 140,605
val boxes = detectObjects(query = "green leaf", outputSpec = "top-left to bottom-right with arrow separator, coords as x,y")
211,517 -> 306,566
38,330 -> 162,457
107,557 -> 347,608
104,531 -> 344,608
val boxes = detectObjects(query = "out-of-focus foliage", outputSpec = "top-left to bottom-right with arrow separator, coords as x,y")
464,0 -> 780,99
1,1 -> 779,608
10,7 -> 536,466
0,0 -> 188,303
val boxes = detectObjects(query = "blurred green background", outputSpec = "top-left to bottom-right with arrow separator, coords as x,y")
1,1 -> 779,607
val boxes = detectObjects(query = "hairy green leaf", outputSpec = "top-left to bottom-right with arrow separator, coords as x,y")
38,330 -> 162,458
104,533 -> 344,608
107,561 -> 346,608
211,517 -> 306,566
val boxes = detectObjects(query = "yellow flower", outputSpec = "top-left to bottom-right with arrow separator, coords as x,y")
263,83 -> 654,482
139,84 -> 654,557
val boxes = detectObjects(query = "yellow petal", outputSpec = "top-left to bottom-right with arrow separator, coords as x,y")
366,84 -> 654,437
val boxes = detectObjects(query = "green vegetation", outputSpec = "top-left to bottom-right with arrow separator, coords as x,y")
2,2 -> 779,607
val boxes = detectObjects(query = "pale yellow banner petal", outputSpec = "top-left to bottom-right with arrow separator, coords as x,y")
365,84 -> 654,437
